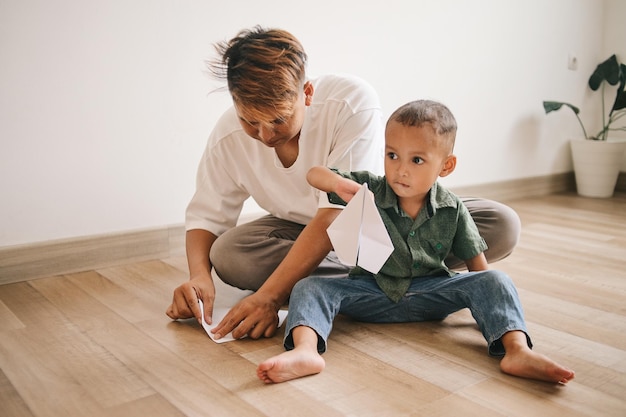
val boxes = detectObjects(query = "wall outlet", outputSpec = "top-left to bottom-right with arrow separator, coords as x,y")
568,54 -> 578,71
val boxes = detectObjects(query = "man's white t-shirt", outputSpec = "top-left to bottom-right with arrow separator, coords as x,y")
186,74 -> 384,236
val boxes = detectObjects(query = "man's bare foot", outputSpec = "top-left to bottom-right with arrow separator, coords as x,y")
257,347 -> 325,384
500,348 -> 575,384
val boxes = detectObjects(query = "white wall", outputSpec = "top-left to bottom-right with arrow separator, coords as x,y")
603,0 -> 626,146
0,0 -> 611,247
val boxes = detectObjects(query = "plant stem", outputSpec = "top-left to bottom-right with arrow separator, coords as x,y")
599,83 -> 608,141
576,113 -> 589,139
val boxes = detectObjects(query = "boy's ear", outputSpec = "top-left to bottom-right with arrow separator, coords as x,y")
439,154 -> 457,177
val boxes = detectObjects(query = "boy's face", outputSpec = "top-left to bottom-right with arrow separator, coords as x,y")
235,81 -> 313,148
384,120 -> 455,201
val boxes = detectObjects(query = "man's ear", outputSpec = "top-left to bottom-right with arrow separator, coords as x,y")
439,154 -> 457,177
304,81 -> 314,106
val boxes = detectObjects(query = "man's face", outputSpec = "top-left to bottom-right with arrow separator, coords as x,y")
235,82 -> 312,148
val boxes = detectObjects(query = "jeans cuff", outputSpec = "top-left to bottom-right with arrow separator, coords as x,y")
283,324 -> 327,354
488,331 -> 533,357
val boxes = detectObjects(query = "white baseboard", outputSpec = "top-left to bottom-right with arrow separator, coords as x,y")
449,171 -> 576,201
0,225 -> 185,285
2,171 -> 621,285
0,212 -> 265,285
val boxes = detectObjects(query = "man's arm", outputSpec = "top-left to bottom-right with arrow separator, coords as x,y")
210,207 -> 340,340
211,167 -> 370,340
166,229 -> 218,324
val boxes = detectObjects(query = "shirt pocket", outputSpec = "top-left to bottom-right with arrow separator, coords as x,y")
424,236 -> 453,260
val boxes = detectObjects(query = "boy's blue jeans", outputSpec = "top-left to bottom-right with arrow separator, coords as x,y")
284,270 -> 531,357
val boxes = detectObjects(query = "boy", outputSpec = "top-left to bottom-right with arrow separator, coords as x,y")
257,100 -> 575,384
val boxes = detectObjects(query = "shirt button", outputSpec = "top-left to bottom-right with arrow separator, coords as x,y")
409,231 -> 416,237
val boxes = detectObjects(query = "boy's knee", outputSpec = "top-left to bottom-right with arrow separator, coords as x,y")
481,270 -> 517,294
292,277 -> 321,294
491,269 -> 512,283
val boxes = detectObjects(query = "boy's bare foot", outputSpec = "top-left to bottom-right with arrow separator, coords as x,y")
257,347 -> 325,384
500,346 -> 575,384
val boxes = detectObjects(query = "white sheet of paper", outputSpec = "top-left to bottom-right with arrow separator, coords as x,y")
326,183 -> 394,274
198,298 -> 288,343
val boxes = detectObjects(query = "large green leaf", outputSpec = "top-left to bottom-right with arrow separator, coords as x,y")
588,54 -> 621,90
611,63 -> 626,112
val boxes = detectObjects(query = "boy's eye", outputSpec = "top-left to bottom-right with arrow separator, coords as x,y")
412,157 -> 424,164
387,152 -> 398,160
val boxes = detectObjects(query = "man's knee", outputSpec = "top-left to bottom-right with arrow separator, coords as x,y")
210,229 -> 269,290
209,225 -> 294,291
462,198 -> 522,263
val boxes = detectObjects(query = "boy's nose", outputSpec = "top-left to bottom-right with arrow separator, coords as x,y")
398,163 -> 409,176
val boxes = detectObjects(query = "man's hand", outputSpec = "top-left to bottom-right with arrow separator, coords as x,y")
166,274 -> 216,325
211,292 -> 281,340
167,229 -> 219,324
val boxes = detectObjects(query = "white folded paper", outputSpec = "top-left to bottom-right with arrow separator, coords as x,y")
326,183 -> 394,274
198,298 -> 288,343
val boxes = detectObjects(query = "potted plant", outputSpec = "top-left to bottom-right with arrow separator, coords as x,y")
543,54 -> 626,198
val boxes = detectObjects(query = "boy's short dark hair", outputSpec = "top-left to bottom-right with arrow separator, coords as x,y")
387,100 -> 457,151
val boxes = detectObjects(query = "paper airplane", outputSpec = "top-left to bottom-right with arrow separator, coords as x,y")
326,183 -> 394,274
198,298 -> 288,343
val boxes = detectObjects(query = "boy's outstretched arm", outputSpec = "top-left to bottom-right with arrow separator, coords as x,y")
307,166 -> 361,203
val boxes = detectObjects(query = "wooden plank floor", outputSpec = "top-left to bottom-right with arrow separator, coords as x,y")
1,192 -> 625,417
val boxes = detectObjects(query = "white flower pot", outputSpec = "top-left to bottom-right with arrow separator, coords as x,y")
570,139 -> 626,198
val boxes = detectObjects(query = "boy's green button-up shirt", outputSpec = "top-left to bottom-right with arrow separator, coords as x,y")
328,170 -> 487,303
